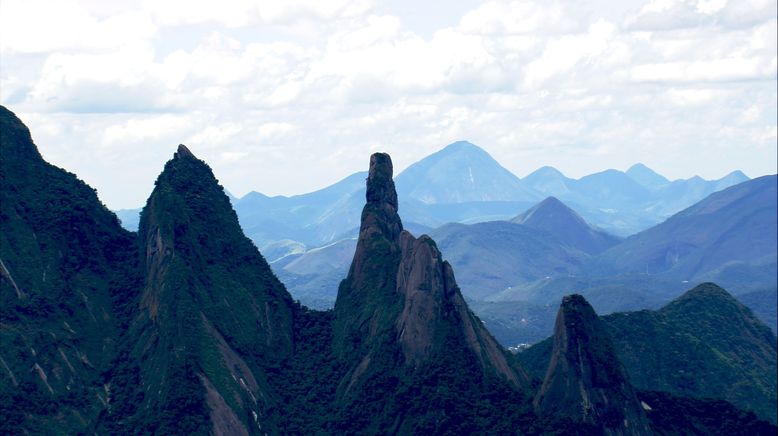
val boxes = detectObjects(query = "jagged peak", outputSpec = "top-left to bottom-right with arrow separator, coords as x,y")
535,293 -> 651,434
0,105 -> 44,163
366,152 -> 398,209
175,144 -> 196,160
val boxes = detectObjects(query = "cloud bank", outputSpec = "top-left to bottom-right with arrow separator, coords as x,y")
1,0 -> 776,209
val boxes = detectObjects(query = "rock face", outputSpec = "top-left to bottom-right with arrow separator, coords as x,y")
118,144 -> 296,434
534,294 -> 651,435
332,152 -> 529,432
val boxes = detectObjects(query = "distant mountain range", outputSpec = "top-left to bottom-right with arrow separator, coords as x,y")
116,141 -> 749,249
274,175 -> 777,345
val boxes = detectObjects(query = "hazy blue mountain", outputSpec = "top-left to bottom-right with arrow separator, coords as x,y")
511,196 -> 621,255
594,175 -> 777,289
394,140 -> 539,204
575,169 -> 654,209
521,164 -> 752,236
626,163 -> 670,190
234,171 -> 367,248
522,166 -> 575,197
737,289 -> 778,333
115,207 -> 142,231
430,221 -> 588,300
114,143 -> 752,244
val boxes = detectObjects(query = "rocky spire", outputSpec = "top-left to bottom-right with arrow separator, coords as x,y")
334,152 -> 528,397
534,294 -> 651,435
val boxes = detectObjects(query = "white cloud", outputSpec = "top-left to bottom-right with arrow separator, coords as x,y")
1,0 -> 776,208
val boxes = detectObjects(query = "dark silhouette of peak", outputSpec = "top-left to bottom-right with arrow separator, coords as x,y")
175,143 -> 196,159
129,146 -> 296,434
366,152 -> 397,208
534,294 -> 652,435
520,283 -> 777,424
512,196 -> 620,255
332,152 -> 530,432
626,163 -> 670,190
1,107 -> 137,433
0,105 -> 44,163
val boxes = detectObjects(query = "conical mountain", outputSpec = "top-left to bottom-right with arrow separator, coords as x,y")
332,152 -> 531,432
1,106 -> 138,433
394,141 -> 539,204
626,163 -> 670,190
112,145 -> 296,434
523,166 -> 576,197
511,196 -> 620,255
534,294 -> 652,435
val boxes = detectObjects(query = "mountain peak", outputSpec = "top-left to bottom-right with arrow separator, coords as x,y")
395,141 -> 538,204
530,166 -> 566,177
513,196 -> 586,226
175,143 -> 196,160
626,163 -> 669,189
511,196 -> 619,254
0,105 -> 44,163
535,294 -> 651,434
366,152 -> 397,209
441,140 -> 481,153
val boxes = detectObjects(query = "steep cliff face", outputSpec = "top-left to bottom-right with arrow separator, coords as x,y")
0,106 -> 138,434
111,145 -> 296,434
331,153 -> 530,432
534,294 -> 651,435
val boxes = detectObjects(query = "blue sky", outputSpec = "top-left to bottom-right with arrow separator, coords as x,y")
1,0 -> 776,209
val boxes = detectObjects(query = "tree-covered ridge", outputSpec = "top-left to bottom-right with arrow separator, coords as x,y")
1,106 -> 138,434
518,283 -> 778,424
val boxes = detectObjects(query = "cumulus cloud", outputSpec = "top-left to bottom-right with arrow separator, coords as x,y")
1,0 -> 775,209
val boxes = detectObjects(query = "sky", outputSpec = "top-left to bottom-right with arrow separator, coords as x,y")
1,0 -> 776,210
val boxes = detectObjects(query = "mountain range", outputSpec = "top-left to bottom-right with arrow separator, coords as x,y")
273,175 -> 776,345
2,105 -> 775,434
116,141 -> 748,249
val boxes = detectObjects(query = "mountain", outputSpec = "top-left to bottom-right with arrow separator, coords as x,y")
511,196 -> 621,255
522,166 -> 576,197
115,207 -> 142,231
533,295 -> 651,435
594,175 -> 778,289
519,283 -> 778,424
233,170 -> 367,248
329,152 -> 532,432
3,107 -> 772,434
394,141 -> 539,204
106,145 -> 297,434
429,221 -> 588,300
0,106 -> 138,434
626,163 -> 670,190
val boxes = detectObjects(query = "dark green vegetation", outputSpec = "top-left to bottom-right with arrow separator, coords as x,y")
1,105 -> 138,434
519,283 -> 778,424
2,105 -> 774,435
533,295 -> 652,435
